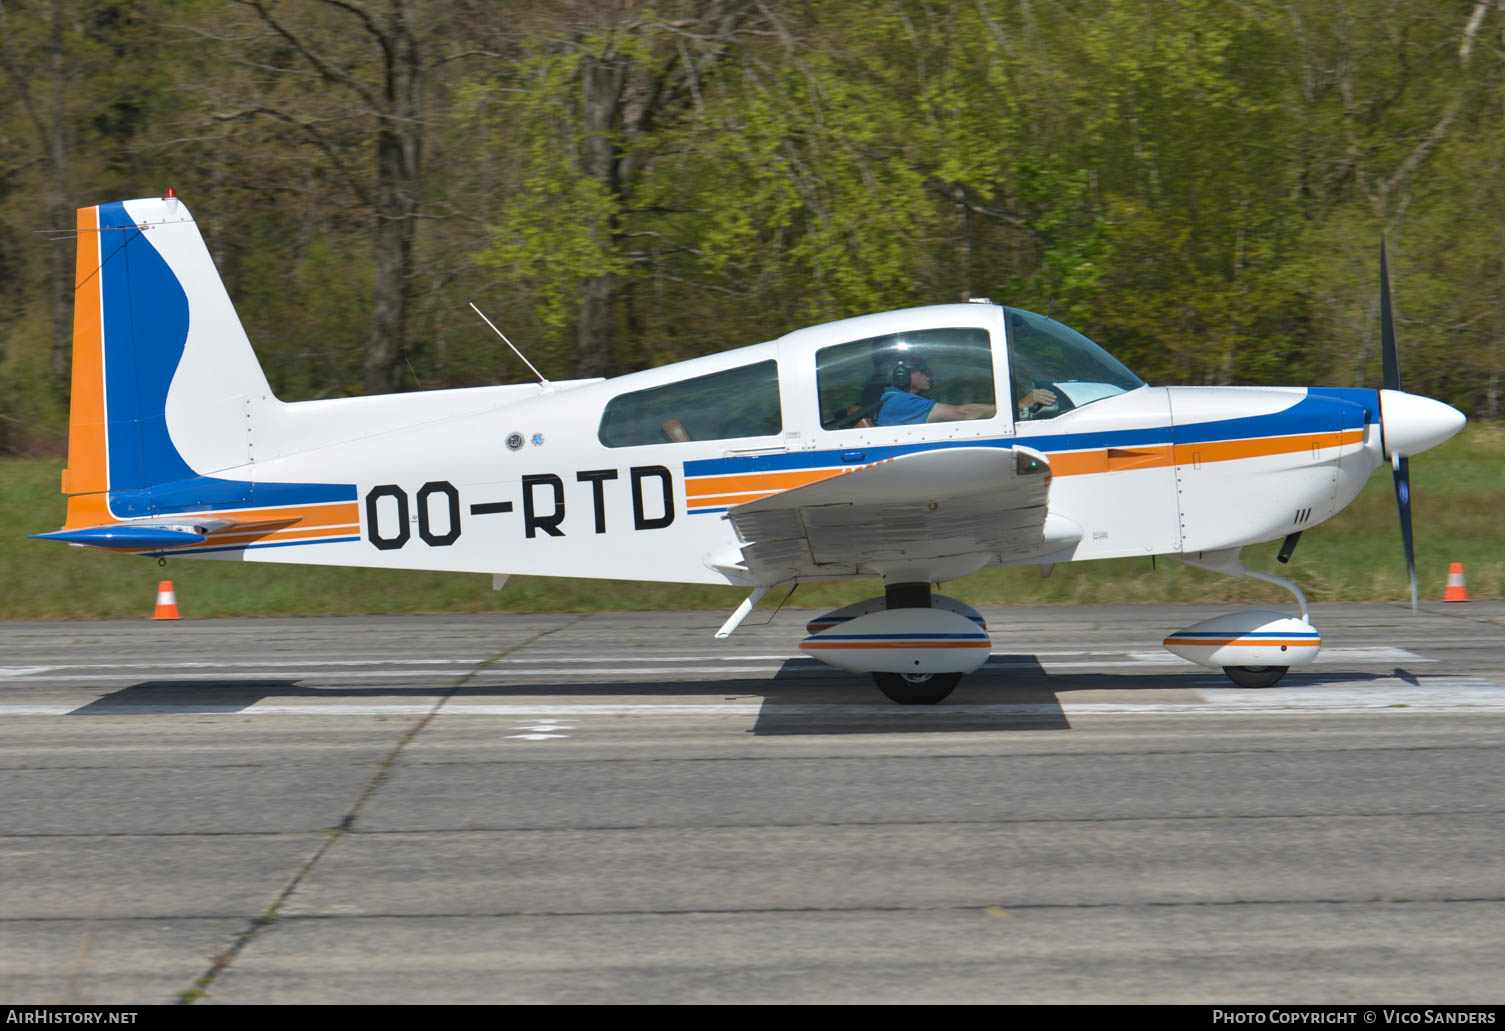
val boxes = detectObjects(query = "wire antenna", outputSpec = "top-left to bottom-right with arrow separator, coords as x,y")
469,302 -> 550,387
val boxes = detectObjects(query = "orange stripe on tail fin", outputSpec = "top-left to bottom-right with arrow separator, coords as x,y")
64,205 -> 108,503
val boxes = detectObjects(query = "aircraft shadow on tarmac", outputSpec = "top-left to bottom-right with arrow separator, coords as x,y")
72,661 -> 1429,735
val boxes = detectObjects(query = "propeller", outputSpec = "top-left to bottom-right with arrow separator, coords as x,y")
1378,240 -> 1419,612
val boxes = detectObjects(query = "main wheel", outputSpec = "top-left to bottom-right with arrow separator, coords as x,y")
872,671 -> 961,705
1222,665 -> 1289,689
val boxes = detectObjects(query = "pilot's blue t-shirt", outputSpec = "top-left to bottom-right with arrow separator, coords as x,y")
875,387 -> 935,426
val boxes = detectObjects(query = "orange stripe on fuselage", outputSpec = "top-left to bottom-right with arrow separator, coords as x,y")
1047,450 -> 1109,477
64,205 -> 107,500
686,467 -> 848,500
1047,430 -> 1364,479
197,502 -> 361,547
208,501 -> 360,530
685,459 -> 906,509
1170,429 -> 1361,468
685,426 -> 1366,510
199,523 -> 360,548
687,491 -> 783,509
64,498 -> 360,541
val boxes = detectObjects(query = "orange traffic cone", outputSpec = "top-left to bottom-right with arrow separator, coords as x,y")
152,580 -> 181,620
1443,563 -> 1470,603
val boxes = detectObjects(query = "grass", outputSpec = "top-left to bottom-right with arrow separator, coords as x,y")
3,424 -> 1501,620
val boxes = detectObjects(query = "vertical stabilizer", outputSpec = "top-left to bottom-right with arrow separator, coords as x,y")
60,195 -> 276,524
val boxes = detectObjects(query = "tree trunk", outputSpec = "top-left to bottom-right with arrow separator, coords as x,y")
570,3 -> 753,378
574,52 -> 625,379
363,0 -> 423,396
47,0 -> 67,381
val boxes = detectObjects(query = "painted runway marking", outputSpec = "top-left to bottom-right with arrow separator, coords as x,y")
2,677 -> 1503,717
0,667 -> 55,679
0,659 -> 490,672
0,647 -> 1431,683
0,667 -> 799,682
506,719 -> 574,740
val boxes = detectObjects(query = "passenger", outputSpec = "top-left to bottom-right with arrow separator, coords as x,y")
874,351 -> 998,425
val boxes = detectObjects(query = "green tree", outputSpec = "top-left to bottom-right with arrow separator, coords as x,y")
197,0 -> 430,395
477,1 -> 758,377
0,0 -> 169,452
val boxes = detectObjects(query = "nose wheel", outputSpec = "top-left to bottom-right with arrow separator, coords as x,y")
871,671 -> 961,705
1222,665 -> 1288,689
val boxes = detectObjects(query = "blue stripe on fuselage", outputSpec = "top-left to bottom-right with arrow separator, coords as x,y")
105,478 -> 357,518
684,391 -> 1364,478
1307,387 -> 1379,426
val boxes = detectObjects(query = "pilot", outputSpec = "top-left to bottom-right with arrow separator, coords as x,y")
874,351 -> 997,425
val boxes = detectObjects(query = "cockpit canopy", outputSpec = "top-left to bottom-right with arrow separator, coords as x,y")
595,303 -> 1146,448
813,308 -> 1142,429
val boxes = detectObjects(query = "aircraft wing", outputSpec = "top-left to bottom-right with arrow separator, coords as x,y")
718,446 -> 1055,583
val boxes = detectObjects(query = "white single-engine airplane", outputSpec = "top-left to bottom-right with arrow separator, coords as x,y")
35,194 -> 1466,703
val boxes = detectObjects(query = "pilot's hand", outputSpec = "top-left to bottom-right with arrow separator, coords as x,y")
1020,388 -> 1057,413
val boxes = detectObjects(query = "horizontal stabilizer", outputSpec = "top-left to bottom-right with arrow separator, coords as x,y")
31,515 -> 294,551
33,525 -> 207,549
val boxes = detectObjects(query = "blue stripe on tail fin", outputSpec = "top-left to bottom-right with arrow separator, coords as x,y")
97,200 -> 197,491
84,196 -> 354,521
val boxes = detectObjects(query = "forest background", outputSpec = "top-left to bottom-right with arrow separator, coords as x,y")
3,0 -> 1504,447
0,0 -> 1501,616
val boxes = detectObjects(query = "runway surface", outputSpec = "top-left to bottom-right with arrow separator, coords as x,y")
3,601 -> 1504,1004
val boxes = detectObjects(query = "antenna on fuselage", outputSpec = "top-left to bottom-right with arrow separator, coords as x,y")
468,302 -> 552,388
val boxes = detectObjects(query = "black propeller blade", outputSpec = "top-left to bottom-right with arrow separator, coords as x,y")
1379,240 -> 1419,611
1380,241 -> 1401,393
1392,454 -> 1418,610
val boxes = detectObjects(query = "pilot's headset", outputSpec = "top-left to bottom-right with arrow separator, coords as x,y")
890,351 -> 927,389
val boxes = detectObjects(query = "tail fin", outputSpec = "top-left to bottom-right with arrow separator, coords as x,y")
64,195 -> 270,506
43,195 -> 354,547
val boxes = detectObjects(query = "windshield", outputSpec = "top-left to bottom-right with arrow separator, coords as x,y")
1004,308 -> 1142,421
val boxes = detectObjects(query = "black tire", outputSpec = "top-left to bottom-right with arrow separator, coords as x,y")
1222,665 -> 1289,689
872,671 -> 961,705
